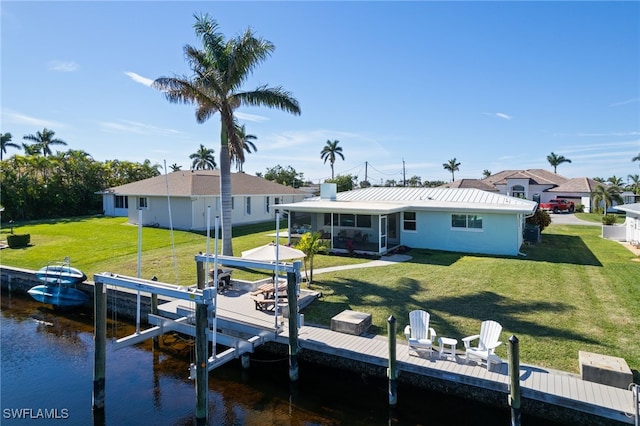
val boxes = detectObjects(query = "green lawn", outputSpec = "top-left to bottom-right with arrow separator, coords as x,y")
2,216 -> 638,380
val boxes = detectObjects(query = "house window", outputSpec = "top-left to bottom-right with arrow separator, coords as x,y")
511,185 -> 526,199
340,214 -> 355,227
138,197 -> 148,209
356,215 -> 372,228
275,197 -> 280,205
324,213 -> 337,226
266,197 -> 270,213
231,197 -> 234,210
246,197 -> 251,215
115,195 -> 128,209
403,211 -> 417,231
452,214 -> 483,230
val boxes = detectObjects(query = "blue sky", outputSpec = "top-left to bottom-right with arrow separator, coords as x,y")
2,1 -> 639,185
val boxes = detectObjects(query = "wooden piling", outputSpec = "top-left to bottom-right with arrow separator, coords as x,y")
387,315 -> 398,407
195,261 -> 208,423
92,279 -> 106,411
287,265 -> 300,382
508,335 -> 521,426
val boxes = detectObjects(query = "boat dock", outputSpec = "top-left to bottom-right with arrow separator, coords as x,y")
158,288 -> 637,426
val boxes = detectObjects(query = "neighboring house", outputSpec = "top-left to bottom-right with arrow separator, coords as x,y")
278,184 -> 537,257
613,203 -> 640,243
442,169 -> 612,213
99,170 -> 308,231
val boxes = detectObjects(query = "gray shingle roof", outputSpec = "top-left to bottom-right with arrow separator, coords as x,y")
547,177 -> 602,193
482,169 -> 568,186
106,170 -> 307,197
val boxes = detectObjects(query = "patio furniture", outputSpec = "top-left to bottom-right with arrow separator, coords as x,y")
461,320 -> 503,371
438,336 -> 458,361
404,310 -> 437,357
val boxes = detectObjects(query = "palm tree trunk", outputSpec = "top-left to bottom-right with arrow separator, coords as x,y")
219,124 -> 234,256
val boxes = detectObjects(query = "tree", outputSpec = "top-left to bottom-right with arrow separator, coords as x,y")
546,152 -> 571,174
482,169 -> 491,178
22,128 -> 67,157
633,153 -> 640,164
320,139 -> 344,179
190,144 -> 217,170
325,174 -> 355,192
591,184 -> 622,216
170,163 -> 182,172
407,175 -> 422,187
263,164 -> 304,187
153,14 -> 300,256
443,158 -> 460,182
295,231 -> 326,285
628,174 -> 640,195
230,122 -> 257,172
1,132 -> 20,160
607,175 -> 623,187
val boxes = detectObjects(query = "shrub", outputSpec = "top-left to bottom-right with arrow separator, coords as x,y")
602,215 -> 617,225
575,204 -> 585,213
7,234 -> 30,248
526,209 -> 552,232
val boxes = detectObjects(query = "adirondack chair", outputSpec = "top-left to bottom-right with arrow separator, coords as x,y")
404,310 -> 437,357
462,320 -> 503,371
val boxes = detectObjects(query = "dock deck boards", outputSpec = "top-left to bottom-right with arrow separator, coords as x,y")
158,289 -> 636,425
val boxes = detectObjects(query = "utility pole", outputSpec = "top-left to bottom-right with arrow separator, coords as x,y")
402,159 -> 406,187
364,161 -> 368,184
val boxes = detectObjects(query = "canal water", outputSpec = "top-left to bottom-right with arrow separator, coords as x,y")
1,291 -> 562,425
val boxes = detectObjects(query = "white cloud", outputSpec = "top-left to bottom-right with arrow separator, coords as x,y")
609,97 -> 640,107
99,119 -> 183,137
124,71 -> 154,87
2,110 -> 64,128
577,131 -> 640,137
48,60 -> 78,72
483,112 -> 512,120
235,112 -> 269,122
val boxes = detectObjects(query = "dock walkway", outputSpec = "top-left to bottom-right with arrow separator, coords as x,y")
159,288 -> 636,425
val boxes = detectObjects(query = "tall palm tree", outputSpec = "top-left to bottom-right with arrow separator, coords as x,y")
22,128 -> 67,157
230,122 -> 257,172
153,14 -> 300,256
546,152 -> 571,174
482,169 -> 491,178
607,175 -> 623,187
633,153 -> 640,168
189,144 -> 217,170
320,140 -> 344,179
591,184 -> 622,216
170,163 -> 182,172
1,132 -> 20,160
443,158 -> 461,182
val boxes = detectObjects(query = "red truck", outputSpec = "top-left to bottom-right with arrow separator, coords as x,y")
538,198 -> 575,214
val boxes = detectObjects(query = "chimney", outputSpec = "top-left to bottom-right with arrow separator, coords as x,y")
320,183 -> 337,200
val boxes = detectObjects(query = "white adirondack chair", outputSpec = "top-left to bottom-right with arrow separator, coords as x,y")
462,320 -> 503,371
404,310 -> 437,357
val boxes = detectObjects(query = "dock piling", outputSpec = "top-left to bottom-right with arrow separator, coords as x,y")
508,335 -> 521,426
388,315 -> 398,407
287,264 -> 300,382
195,261 -> 208,423
92,280 -> 106,411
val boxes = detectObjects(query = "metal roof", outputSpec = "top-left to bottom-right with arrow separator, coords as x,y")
278,187 -> 537,214
614,203 -> 640,214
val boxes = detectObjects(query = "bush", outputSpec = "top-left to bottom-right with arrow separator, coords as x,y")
575,204 -> 585,213
602,215 -> 617,225
7,234 -> 30,248
526,209 -> 552,232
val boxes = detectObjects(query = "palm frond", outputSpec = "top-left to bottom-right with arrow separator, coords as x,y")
235,85 -> 301,114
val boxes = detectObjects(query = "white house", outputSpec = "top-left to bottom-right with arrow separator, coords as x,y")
613,203 -> 640,244
99,170 -> 308,231
278,185 -> 538,257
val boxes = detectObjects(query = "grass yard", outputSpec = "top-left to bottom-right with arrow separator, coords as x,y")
1,216 -> 638,379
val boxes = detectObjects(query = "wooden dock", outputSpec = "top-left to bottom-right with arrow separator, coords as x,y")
158,288 -> 637,425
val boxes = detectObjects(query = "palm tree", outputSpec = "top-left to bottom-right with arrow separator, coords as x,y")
153,14 -> 300,256
230,122 -> 257,172
189,144 -> 217,170
22,128 -> 67,157
546,152 -> 571,174
591,184 -> 622,216
443,158 -> 461,182
628,174 -> 640,194
170,163 -> 182,172
634,153 -> 640,168
607,175 -> 623,187
482,169 -> 491,178
294,231 -> 326,285
1,132 -> 20,160
320,140 -> 344,179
